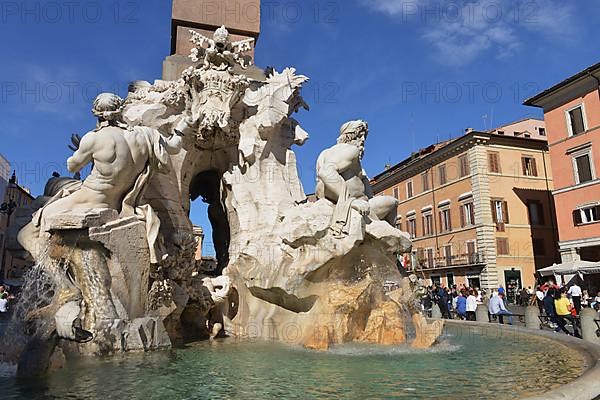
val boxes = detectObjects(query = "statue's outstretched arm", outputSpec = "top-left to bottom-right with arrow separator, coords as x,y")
66,132 -> 95,173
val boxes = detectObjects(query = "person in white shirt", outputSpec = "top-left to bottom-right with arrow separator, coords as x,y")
535,286 -> 545,314
466,290 -> 478,321
0,297 -> 8,313
568,283 -> 583,315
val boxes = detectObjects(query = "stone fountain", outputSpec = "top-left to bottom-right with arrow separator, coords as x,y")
4,26 -> 443,375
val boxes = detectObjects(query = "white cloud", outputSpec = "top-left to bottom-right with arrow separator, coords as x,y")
360,0 -> 579,66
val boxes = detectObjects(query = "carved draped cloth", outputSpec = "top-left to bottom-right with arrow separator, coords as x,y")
120,126 -> 171,264
330,182 -> 353,237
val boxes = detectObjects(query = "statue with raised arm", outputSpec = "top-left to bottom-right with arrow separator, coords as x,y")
19,93 -> 183,263
316,120 -> 398,236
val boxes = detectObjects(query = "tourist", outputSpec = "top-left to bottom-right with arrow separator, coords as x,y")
421,288 -> 433,317
466,290 -> 477,321
0,295 -> 7,313
535,286 -> 545,315
437,285 -> 450,319
592,290 -> 600,309
519,287 -> 530,306
554,288 -> 574,335
582,290 -> 590,308
489,292 -> 514,325
543,288 -> 558,328
475,288 -> 483,304
568,282 -> 583,315
498,285 -> 505,296
456,292 -> 467,320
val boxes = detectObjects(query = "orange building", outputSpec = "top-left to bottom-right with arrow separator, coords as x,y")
371,119 -> 559,298
525,62 -> 600,263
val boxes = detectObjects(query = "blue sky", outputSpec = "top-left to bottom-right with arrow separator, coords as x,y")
1,0 -> 599,256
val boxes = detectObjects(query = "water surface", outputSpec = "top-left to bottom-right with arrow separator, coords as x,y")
0,330 -> 585,400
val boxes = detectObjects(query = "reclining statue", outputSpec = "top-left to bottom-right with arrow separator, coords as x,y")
19,93 -> 183,263
315,120 -> 399,236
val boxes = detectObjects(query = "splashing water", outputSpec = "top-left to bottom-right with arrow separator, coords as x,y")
0,246 -> 65,366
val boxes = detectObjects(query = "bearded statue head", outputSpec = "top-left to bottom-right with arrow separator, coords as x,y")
337,120 -> 369,159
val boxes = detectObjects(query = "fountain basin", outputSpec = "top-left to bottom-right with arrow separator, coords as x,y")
1,320 -> 598,399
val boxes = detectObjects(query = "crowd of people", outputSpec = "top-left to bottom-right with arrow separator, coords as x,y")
421,279 -> 600,336
421,283 -> 485,321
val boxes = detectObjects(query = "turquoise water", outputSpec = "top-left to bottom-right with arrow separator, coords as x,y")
0,330 -> 584,400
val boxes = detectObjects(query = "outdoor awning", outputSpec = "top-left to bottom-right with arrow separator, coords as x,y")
538,260 -> 600,276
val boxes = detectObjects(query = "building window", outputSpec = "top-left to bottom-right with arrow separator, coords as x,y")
522,156 -> 538,177
392,187 -> 399,200
488,151 -> 501,173
421,172 -> 430,192
573,152 -> 594,184
497,238 -> 510,255
539,127 -> 546,136
458,154 -> 470,177
566,104 -> 587,136
416,248 -> 425,268
527,201 -> 545,225
439,208 -> 452,232
573,205 -> 600,225
407,218 -> 417,238
422,213 -> 433,236
497,130 -> 505,135
444,245 -> 453,264
406,181 -> 414,199
446,273 -> 455,287
460,202 -> 475,227
438,164 -> 447,185
491,199 -> 509,231
533,239 -> 545,256
427,248 -> 434,268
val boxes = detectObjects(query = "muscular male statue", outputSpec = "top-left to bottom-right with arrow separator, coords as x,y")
19,93 -> 183,260
316,120 -> 398,235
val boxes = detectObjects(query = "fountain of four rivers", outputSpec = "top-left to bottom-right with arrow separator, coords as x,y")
0,26 -> 599,400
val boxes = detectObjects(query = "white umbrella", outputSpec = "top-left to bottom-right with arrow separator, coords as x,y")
538,260 -> 600,277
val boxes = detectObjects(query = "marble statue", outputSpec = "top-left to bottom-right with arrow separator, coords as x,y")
6,26 -> 443,376
316,120 -> 398,236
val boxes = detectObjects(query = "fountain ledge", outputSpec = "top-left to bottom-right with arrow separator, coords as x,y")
431,319 -> 600,400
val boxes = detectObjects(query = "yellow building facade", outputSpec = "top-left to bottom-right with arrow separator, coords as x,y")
371,119 -> 559,299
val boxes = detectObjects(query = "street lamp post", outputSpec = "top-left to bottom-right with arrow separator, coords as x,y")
0,196 -> 17,281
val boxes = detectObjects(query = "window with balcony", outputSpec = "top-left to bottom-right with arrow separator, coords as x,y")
421,172 -> 430,192
439,208 -> 452,232
522,156 -> 538,177
488,151 -> 501,173
458,154 -> 470,177
566,104 -> 587,136
444,245 -> 453,264
427,248 -> 434,268
438,164 -> 447,185
406,181 -> 414,199
573,205 -> 600,226
460,202 -> 475,227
